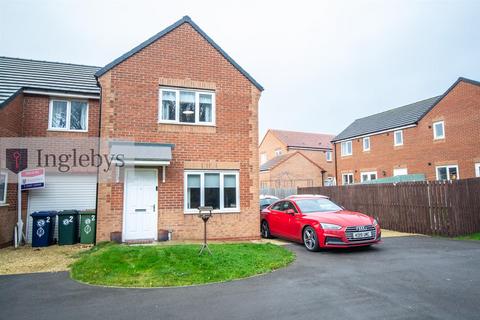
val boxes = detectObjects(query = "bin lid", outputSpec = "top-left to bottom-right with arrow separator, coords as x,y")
57,210 -> 79,216
31,211 -> 57,217
79,210 -> 96,215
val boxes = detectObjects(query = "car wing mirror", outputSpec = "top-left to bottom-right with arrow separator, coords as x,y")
285,209 -> 295,215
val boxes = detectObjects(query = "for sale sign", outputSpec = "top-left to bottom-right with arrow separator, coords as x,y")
20,168 -> 45,190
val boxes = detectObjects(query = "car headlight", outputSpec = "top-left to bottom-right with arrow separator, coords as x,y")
320,223 -> 342,230
373,219 -> 378,227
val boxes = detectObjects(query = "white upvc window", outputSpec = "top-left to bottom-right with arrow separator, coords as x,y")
363,137 -> 370,151
475,163 -> 480,178
361,171 -> 377,182
48,99 -> 89,132
260,153 -> 267,165
275,148 -> 283,156
436,165 -> 459,181
159,87 -> 215,126
0,171 -> 7,204
342,173 -> 354,185
184,170 -> 239,213
433,121 -> 445,140
325,151 -> 332,162
394,130 -> 403,146
341,140 -> 353,156
393,168 -> 408,176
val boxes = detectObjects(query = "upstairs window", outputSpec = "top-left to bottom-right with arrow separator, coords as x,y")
49,99 -> 88,131
0,171 -> 7,204
159,88 -> 215,125
275,149 -> 283,156
325,151 -> 332,162
363,137 -> 370,151
341,141 -> 352,156
433,121 -> 445,140
394,130 -> 403,146
260,153 -> 267,165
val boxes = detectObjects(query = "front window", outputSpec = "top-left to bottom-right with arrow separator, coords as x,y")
159,88 -> 215,125
436,165 -> 459,181
394,130 -> 403,146
0,171 -> 7,204
325,151 -> 332,161
341,141 -> 352,156
184,171 -> 239,213
295,198 -> 342,213
361,171 -> 377,182
433,121 -> 445,140
363,137 -> 370,151
342,173 -> 354,185
49,99 -> 88,131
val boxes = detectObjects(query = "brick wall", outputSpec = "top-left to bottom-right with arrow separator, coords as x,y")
96,23 -> 261,241
0,92 -> 24,137
335,81 -> 480,183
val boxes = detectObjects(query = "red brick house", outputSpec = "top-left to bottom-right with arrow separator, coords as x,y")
0,16 -> 263,246
259,129 -> 335,188
332,78 -> 480,185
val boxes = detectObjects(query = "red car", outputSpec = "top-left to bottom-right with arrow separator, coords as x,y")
260,195 -> 381,251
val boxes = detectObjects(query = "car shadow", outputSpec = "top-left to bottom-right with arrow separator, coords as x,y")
289,241 -> 381,254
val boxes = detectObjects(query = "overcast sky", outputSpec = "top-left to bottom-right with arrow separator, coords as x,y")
1,0 -> 479,139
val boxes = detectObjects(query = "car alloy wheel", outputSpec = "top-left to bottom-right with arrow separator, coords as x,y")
303,226 -> 319,251
261,220 -> 271,238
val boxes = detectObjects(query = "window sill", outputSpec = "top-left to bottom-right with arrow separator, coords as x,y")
184,209 -> 241,215
47,129 -> 88,133
158,121 -> 216,127
0,203 -> 10,207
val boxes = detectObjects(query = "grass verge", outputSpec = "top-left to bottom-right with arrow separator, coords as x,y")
70,242 -> 295,287
455,233 -> 480,241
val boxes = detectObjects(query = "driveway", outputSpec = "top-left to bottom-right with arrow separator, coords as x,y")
1,236 -> 479,320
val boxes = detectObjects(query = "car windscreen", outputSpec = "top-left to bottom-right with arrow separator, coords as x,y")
295,198 -> 342,213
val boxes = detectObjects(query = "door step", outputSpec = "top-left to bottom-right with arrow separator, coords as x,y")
125,239 -> 154,245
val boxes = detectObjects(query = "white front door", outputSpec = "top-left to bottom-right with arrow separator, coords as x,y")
123,168 -> 158,241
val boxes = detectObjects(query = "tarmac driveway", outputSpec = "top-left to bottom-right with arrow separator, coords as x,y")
1,236 -> 479,320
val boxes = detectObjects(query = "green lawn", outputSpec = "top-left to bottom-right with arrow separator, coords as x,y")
455,233 -> 480,241
70,242 -> 295,287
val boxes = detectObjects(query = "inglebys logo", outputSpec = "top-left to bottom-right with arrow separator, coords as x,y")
36,149 -> 125,173
6,148 -> 28,173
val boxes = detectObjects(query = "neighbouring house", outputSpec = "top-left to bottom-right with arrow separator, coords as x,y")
332,77 -> 480,185
259,129 -> 335,189
0,16 -> 263,246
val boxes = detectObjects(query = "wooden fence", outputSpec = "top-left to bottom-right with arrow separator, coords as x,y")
298,178 -> 480,237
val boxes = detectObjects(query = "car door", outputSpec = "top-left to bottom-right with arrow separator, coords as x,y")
280,201 -> 300,240
286,201 -> 303,241
268,201 -> 285,236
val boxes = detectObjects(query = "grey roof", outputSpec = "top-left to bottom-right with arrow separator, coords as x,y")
260,153 -> 293,171
95,16 -> 264,91
332,96 -> 441,142
0,56 -> 100,107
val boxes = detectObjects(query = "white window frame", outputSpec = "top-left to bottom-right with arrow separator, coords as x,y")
394,130 -> 403,146
360,171 -> 377,182
274,148 -> 283,156
433,121 -> 445,140
363,137 -> 370,151
260,153 -> 267,165
48,99 -> 89,132
393,168 -> 408,176
184,170 -> 240,214
436,165 -> 459,181
342,173 -> 354,185
0,171 -> 7,204
325,150 -> 332,162
475,163 -> 480,178
159,87 -> 216,126
341,140 -> 353,156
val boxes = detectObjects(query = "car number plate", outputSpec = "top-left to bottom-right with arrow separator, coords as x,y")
353,231 -> 372,239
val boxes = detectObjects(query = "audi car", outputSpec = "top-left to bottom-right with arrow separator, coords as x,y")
260,194 -> 381,251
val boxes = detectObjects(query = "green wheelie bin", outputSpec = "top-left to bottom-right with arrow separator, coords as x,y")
57,210 -> 79,245
79,211 -> 96,244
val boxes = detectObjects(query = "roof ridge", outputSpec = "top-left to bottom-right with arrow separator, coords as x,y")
271,128 -> 336,136
353,95 -> 441,122
95,16 -> 264,91
0,56 -> 101,69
